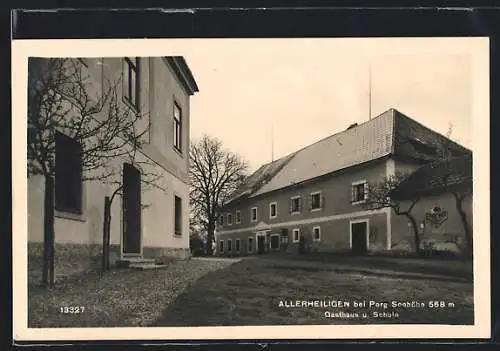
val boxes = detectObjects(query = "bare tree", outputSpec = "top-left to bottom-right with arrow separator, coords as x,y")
435,125 -> 473,256
28,58 -> 162,285
364,124 -> 472,256
189,135 -> 248,255
363,172 -> 422,254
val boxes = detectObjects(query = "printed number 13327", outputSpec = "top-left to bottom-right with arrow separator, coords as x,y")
60,306 -> 85,314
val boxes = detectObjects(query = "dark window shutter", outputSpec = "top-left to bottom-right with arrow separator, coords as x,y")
55,132 -> 83,213
307,195 -> 312,210
299,197 -> 302,211
321,194 -> 325,208
289,199 -> 293,213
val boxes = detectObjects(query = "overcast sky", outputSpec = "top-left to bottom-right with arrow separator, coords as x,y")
179,38 -> 475,174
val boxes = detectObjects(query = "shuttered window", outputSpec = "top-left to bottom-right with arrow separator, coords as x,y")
55,132 -> 83,213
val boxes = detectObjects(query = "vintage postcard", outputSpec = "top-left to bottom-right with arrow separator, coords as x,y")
12,37 -> 490,342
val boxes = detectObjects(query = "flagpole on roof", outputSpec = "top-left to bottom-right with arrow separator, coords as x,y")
271,123 -> 274,162
368,62 -> 372,121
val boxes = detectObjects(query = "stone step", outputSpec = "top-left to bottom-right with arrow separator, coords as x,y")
129,263 -> 167,270
119,257 -> 155,264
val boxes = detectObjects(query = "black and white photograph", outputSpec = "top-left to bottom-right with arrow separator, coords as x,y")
12,37 -> 490,341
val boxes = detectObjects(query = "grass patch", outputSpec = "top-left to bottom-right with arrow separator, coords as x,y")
153,258 -> 474,326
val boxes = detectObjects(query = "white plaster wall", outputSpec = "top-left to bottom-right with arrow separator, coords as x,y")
28,149 -> 190,251
28,57 -> 192,253
141,164 -> 190,249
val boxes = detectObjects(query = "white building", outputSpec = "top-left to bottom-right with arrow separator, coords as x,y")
28,57 -> 199,280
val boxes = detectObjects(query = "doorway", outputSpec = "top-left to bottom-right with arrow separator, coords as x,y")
350,220 -> 368,255
257,235 -> 266,254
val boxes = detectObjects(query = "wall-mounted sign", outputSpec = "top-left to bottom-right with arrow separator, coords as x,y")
424,206 -> 448,228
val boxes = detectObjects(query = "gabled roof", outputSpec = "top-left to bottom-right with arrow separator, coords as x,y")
225,108 -> 471,205
390,155 -> 473,201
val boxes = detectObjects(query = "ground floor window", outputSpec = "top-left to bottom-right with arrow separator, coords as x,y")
313,226 -> 321,241
227,239 -> 232,252
292,228 -> 300,243
235,238 -> 241,252
219,240 -> 224,254
248,237 -> 254,252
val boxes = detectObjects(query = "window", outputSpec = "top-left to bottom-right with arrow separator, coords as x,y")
218,214 -> 224,226
219,240 -> 224,254
174,196 -> 182,236
292,228 -> 300,243
236,210 -> 241,224
290,196 -> 302,214
173,102 -> 182,152
235,239 -> 241,252
123,57 -> 139,110
251,207 -> 258,222
352,181 -> 368,204
313,226 -> 321,241
269,202 -> 277,219
248,237 -> 254,253
55,132 -> 83,214
310,192 -> 322,211
227,239 -> 232,252
227,213 -> 232,225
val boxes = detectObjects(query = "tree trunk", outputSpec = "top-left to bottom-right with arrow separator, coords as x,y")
454,194 -> 473,258
102,196 -> 111,273
43,175 -> 55,286
205,223 -> 215,256
404,213 -> 421,255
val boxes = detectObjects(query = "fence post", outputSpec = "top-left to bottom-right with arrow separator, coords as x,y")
102,196 -> 110,272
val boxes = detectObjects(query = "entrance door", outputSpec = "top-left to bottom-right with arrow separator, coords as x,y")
257,236 -> 266,254
351,221 -> 368,255
122,163 -> 141,255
